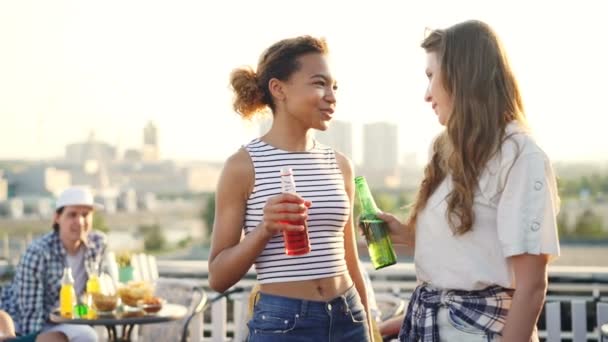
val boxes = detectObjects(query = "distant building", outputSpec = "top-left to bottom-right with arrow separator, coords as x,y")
21,196 -> 53,217
7,166 -> 71,197
65,132 -> 117,166
137,192 -> 157,211
123,149 -> 143,163
95,191 -> 118,214
0,171 -> 8,201
117,188 -> 138,212
184,164 -> 223,193
315,120 -> 353,158
0,198 -> 24,218
120,161 -> 222,194
360,122 -> 399,188
142,121 -> 159,162
363,122 -> 398,170
398,153 -> 423,189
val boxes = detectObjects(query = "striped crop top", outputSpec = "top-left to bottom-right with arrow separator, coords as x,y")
244,138 -> 350,284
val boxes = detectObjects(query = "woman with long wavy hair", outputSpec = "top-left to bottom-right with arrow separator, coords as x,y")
378,20 -> 560,341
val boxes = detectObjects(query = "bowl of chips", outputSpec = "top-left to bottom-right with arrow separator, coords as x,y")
91,293 -> 119,313
117,281 -> 154,307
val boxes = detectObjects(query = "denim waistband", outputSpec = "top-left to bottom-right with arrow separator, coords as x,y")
254,284 -> 360,317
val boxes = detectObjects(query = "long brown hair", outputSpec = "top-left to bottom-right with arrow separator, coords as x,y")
230,36 -> 329,119
409,20 -> 527,235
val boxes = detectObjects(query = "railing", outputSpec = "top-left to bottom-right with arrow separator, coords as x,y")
152,260 -> 608,342
2,259 -> 608,341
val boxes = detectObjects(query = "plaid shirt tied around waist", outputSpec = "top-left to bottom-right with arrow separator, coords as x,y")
399,283 -> 514,342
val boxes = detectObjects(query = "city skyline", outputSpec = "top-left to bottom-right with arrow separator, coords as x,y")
1,0 -> 607,164
2,114 -> 608,166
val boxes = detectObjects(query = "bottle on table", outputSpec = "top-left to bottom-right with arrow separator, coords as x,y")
60,267 -> 76,318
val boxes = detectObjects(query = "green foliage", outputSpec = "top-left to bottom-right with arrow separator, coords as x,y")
557,212 -> 570,238
375,193 -> 397,213
93,213 -> 109,233
558,173 -> 608,199
201,194 -> 216,238
177,237 -> 192,248
397,192 -> 412,211
141,224 -> 166,251
115,251 -> 132,267
573,210 -> 605,238
353,188 -> 413,222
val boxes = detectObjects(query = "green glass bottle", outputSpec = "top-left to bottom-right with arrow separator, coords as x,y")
355,176 -> 397,270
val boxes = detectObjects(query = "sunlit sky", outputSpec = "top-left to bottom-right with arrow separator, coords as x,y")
0,0 -> 606,165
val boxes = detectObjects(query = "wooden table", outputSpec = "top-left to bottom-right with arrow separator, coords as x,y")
50,304 -> 188,342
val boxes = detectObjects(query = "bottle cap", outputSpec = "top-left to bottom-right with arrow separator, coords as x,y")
280,167 -> 293,176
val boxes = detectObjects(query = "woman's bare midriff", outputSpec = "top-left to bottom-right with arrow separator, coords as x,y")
259,273 -> 353,302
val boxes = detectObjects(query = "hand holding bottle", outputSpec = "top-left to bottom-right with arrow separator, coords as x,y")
260,193 -> 310,237
355,176 -> 397,269
376,212 -> 414,247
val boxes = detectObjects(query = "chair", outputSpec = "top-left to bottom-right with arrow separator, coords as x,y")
140,277 -> 206,341
375,293 -> 406,322
102,251 -> 119,284
205,286 -> 251,342
104,252 -> 159,285
374,293 -> 407,342
181,286 -> 208,342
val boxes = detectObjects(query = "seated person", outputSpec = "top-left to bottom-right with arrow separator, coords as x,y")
0,310 -> 66,342
0,187 -> 106,342
0,310 -> 15,341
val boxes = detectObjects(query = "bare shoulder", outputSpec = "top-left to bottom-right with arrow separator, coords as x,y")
218,147 -> 254,199
334,151 -> 354,177
223,147 -> 253,174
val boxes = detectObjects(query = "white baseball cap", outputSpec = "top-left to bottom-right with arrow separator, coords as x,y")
55,186 -> 104,210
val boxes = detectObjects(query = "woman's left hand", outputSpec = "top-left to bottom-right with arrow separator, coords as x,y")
376,212 -> 412,246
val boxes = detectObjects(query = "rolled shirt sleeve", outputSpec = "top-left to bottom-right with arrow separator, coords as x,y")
496,151 -> 560,259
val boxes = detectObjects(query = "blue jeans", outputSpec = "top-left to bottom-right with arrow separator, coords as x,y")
248,284 -> 370,342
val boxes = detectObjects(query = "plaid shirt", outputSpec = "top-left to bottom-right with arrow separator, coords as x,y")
399,283 -> 514,341
0,231 -> 106,335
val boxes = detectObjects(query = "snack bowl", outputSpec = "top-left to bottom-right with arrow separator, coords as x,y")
91,293 -> 119,312
137,297 -> 165,314
117,281 -> 153,307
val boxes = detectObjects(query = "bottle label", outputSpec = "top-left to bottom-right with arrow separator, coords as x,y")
280,174 -> 297,194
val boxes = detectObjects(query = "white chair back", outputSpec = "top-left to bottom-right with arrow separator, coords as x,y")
103,250 -> 119,286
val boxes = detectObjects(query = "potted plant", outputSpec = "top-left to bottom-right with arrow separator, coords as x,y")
116,251 -> 133,283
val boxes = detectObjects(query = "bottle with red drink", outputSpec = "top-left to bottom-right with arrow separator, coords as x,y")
280,167 -> 311,255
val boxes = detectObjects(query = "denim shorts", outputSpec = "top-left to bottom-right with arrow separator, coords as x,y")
247,284 -> 370,342
436,307 -> 500,341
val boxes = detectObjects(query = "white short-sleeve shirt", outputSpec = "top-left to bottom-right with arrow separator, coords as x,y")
414,122 -> 560,291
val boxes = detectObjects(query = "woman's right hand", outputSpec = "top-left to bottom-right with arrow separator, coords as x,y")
259,193 -> 311,239
376,212 -> 411,246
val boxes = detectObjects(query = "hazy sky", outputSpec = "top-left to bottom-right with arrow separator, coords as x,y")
0,0 -> 606,164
